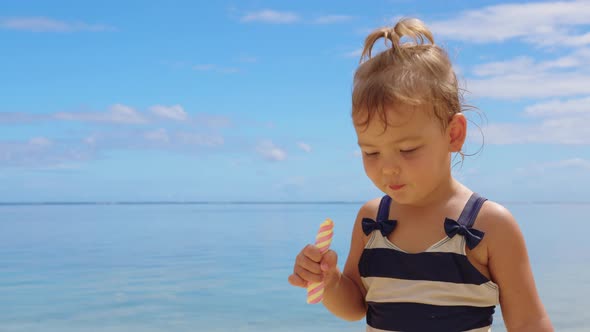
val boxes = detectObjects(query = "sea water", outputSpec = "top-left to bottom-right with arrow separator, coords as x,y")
0,202 -> 588,331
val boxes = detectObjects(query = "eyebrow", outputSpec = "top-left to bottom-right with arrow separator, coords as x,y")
358,135 -> 423,147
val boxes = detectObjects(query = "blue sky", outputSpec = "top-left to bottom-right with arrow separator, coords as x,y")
1,0 -> 588,202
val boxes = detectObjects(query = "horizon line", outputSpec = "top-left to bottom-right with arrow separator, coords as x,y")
0,200 -> 589,206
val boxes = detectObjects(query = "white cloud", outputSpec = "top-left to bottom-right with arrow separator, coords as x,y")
313,15 -> 354,24
476,113 -> 590,145
193,114 -> 232,128
176,133 -> 224,147
108,104 -> 147,124
34,163 -> 82,170
472,56 -> 536,77
466,48 -> 590,99
542,47 -> 590,68
241,10 -> 300,24
429,1 -> 590,46
28,137 -> 52,147
256,141 -> 287,161
0,139 -> 94,168
193,64 -> 239,74
559,32 -> 590,47
465,72 -> 590,99
297,142 -> 312,153
2,107 -> 231,129
78,129 -> 225,151
345,48 -> 363,58
0,112 -> 46,123
0,17 -> 115,32
84,135 -> 97,145
472,48 -> 590,77
150,105 -> 188,121
525,96 -> 590,117
145,129 -> 170,143
516,158 -> 590,176
0,127 -> 231,169
193,64 -> 216,71
54,104 -> 147,124
541,158 -> 590,170
220,67 -> 240,74
237,55 -> 258,63
239,10 -> 353,25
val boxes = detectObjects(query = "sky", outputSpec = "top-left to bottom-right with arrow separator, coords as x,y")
0,0 -> 589,202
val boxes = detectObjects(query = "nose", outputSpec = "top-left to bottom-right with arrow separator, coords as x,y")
381,156 -> 400,176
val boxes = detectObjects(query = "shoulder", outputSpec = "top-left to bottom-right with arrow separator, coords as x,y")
357,196 -> 382,219
475,199 -> 525,251
476,200 -> 520,233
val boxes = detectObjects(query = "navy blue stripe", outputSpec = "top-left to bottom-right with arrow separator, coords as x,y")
376,195 -> 392,222
359,248 -> 490,285
457,193 -> 479,226
456,193 -> 487,228
367,301 -> 494,332
466,197 -> 487,228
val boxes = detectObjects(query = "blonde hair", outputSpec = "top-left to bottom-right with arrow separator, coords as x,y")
352,18 -> 465,132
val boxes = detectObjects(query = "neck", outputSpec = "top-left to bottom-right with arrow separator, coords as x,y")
404,176 -> 465,211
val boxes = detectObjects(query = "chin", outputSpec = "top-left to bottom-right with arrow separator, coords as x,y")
384,188 -> 408,201
385,186 -> 422,205
389,195 -> 412,204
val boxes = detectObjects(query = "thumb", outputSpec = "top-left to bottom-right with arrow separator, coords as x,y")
320,250 -> 340,288
320,250 -> 338,274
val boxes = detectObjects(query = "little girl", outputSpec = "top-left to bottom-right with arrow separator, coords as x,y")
288,18 -> 553,332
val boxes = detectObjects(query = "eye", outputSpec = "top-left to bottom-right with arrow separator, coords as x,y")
400,146 -> 420,154
363,151 -> 379,157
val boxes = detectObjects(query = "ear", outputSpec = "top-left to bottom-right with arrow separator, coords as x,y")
447,113 -> 467,153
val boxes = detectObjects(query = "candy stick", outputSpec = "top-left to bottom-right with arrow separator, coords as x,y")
306,218 -> 334,304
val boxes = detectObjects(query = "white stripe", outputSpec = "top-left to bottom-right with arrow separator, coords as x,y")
367,232 -> 465,254
362,276 -> 499,307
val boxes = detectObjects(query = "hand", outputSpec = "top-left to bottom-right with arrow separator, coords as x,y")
288,244 -> 340,289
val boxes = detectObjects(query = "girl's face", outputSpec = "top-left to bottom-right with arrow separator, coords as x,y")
355,104 -> 460,206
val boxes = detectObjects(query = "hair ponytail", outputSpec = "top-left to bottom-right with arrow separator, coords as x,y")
360,18 -> 435,64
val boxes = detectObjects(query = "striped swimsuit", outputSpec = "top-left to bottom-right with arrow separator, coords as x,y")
358,193 -> 499,332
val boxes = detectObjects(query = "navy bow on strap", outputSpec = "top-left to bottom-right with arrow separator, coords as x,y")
444,218 -> 485,250
361,218 -> 397,236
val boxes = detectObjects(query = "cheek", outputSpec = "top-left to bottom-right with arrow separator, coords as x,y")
362,158 -> 379,177
402,154 -> 433,176
406,151 -> 446,176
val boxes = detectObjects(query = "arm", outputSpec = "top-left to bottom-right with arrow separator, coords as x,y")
484,203 -> 553,332
321,202 -> 372,320
288,200 -> 375,321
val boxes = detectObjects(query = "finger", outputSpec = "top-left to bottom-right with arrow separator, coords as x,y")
294,265 -> 323,283
288,273 -> 307,288
303,244 -> 322,262
296,253 -> 322,274
320,250 -> 338,272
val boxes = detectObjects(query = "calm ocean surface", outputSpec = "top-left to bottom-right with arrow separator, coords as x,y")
0,202 -> 588,332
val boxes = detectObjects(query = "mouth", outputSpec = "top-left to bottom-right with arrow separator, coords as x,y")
388,184 -> 406,191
